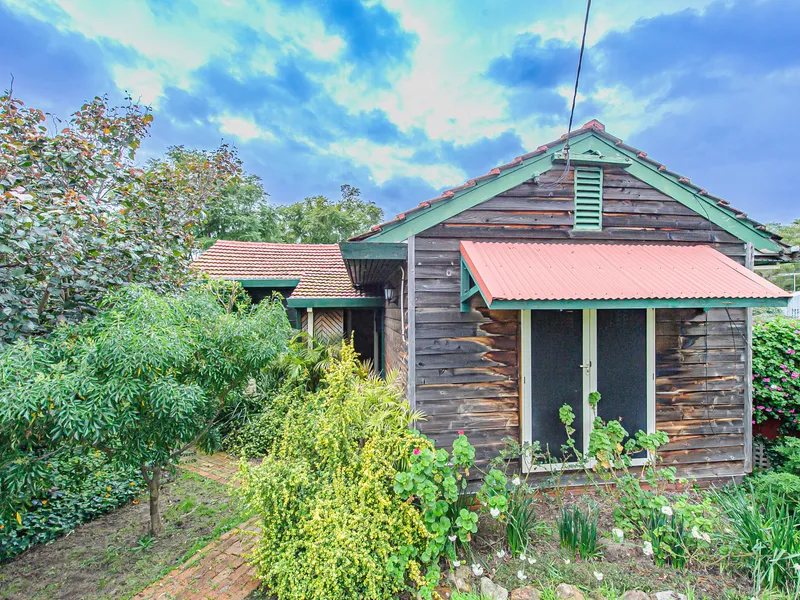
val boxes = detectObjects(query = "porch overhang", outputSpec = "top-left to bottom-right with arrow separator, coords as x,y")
339,241 -> 407,288
286,296 -> 384,309
459,241 -> 792,312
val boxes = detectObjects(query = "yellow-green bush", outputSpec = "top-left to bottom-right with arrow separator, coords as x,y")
239,343 -> 436,599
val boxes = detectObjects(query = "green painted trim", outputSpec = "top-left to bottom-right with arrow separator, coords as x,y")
286,296 -> 384,308
238,278 -> 300,287
362,131 -> 596,243
339,241 -> 407,260
487,297 -> 790,310
553,151 -> 632,167
569,136 -> 782,253
573,166 -> 603,231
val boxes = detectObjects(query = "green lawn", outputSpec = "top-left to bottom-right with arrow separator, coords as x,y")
0,471 -> 250,600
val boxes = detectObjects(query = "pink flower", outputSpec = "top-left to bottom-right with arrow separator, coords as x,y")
777,387 -> 784,391
781,364 -> 789,370
790,410 -> 796,414
795,330 -> 800,335
779,409 -> 784,413
757,405 -> 765,410
413,448 -> 421,456
764,378 -> 771,383
793,372 -> 799,379
752,420 -> 756,424
766,408 -> 773,412
788,349 -> 797,355
458,430 -> 465,436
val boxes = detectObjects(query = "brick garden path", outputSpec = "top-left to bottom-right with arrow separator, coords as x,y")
133,452 -> 263,600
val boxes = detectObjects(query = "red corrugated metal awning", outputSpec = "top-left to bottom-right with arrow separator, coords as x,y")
459,241 -> 791,310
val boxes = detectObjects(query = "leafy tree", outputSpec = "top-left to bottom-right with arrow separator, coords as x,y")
0,282 -> 290,535
0,92 -> 242,344
765,220 -> 800,291
277,184 -> 383,244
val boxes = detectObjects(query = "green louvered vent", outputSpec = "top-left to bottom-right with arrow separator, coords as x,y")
573,166 -> 603,230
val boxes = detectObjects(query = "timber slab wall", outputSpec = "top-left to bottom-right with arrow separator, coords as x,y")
412,166 -> 748,477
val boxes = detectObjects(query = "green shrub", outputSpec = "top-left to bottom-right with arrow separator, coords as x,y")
223,337 -> 340,458
715,483 -> 800,596
752,318 -> 800,428
240,343 -> 447,600
752,471 -> 800,503
0,449 -> 143,561
770,437 -> 800,473
558,505 -> 599,560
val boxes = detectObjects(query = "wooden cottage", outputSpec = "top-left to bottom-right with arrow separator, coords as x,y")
198,120 -> 796,481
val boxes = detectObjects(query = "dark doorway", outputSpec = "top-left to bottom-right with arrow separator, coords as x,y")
345,309 -> 378,367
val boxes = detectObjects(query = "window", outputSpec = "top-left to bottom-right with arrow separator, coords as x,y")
573,167 -> 603,230
520,308 -> 655,472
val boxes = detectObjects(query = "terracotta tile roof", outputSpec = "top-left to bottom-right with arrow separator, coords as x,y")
350,119 -> 787,250
192,240 -> 377,299
461,241 -> 791,304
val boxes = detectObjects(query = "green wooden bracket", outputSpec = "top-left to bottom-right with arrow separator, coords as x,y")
460,256 -> 483,312
237,278 -> 300,287
552,151 -> 632,167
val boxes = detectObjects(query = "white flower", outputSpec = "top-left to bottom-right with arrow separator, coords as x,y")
452,560 -> 461,568
471,563 -> 484,577
519,553 -> 527,561
496,549 -> 506,559
448,534 -> 457,542
527,556 -> 536,565
564,558 -> 570,565
794,563 -> 800,572
691,526 -> 701,540
593,571 -> 604,582
612,528 -> 624,543
481,501 -> 487,507
517,569 -> 528,581
490,507 -> 501,518
512,476 -> 521,486
701,532 -> 711,543
661,506 -> 673,517
643,541 -> 653,556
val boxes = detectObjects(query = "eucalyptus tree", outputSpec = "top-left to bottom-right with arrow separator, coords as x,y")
0,282 -> 290,535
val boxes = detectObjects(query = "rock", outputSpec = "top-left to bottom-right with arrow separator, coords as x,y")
602,542 -> 636,561
510,586 -> 542,600
555,583 -> 585,600
480,577 -> 509,600
433,585 -> 452,599
620,592 -> 649,600
446,566 -> 472,593
653,593 -> 686,600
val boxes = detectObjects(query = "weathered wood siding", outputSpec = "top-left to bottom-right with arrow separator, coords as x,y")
383,266 -> 408,389
413,166 -> 748,477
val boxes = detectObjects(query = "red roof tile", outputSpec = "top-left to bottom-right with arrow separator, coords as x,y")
192,240 -> 377,299
461,241 -> 791,304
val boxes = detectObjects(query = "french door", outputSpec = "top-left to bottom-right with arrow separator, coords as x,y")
520,308 -> 655,472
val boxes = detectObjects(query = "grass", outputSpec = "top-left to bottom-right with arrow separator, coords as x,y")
0,470 -> 251,600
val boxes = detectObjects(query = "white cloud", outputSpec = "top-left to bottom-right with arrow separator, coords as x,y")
215,115 -> 277,143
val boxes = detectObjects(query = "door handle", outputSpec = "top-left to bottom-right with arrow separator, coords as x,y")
579,360 -> 592,374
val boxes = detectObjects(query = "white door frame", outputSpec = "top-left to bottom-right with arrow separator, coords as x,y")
520,308 -> 656,473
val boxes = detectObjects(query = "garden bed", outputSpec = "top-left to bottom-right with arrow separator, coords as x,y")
440,492 -> 752,600
0,471 -> 249,600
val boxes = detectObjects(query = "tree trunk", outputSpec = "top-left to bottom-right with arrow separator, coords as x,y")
145,464 -> 165,536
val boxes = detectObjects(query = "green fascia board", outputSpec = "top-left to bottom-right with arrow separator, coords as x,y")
363,131 -> 596,243
238,278 -> 300,287
339,241 -> 407,260
569,136 -> 782,253
487,297 -> 789,310
552,151 -> 632,167
286,297 -> 384,308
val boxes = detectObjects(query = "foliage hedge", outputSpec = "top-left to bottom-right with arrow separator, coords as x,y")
0,450 -> 143,562
752,317 -> 800,429
239,343 -> 467,599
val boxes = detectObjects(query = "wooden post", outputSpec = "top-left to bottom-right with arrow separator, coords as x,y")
744,242 -> 754,473
407,236 -> 416,411
307,307 -> 314,348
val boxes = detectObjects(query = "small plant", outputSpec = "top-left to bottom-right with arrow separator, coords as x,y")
558,505 -> 599,560
132,533 -> 155,553
715,483 -> 800,596
505,480 -> 539,556
642,506 -> 694,569
752,471 -> 800,506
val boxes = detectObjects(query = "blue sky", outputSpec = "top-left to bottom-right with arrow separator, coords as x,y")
1,0 -> 798,223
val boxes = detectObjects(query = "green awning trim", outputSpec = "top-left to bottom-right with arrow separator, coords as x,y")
339,241 -> 407,260
237,278 -> 300,287
286,297 -> 384,308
